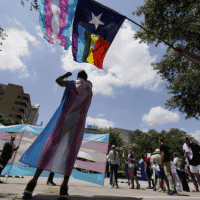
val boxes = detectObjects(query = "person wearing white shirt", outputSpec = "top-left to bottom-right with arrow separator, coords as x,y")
173,153 -> 190,192
107,145 -> 120,188
151,149 -> 171,193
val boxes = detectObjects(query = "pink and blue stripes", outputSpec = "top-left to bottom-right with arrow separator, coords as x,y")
37,0 -> 78,50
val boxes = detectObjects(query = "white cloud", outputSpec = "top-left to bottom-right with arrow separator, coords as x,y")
0,23 -> 41,76
189,131 -> 200,143
86,116 -> 115,128
97,114 -> 105,118
61,20 -> 162,95
142,128 -> 148,133
142,106 -> 179,126
6,17 -> 24,28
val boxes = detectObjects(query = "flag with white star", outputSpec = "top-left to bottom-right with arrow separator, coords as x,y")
72,0 -> 125,69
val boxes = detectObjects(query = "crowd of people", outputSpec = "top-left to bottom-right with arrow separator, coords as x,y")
107,137 -> 200,196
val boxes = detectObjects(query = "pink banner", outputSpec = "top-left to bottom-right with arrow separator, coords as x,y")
81,140 -> 108,154
0,131 -> 37,166
75,160 -> 106,173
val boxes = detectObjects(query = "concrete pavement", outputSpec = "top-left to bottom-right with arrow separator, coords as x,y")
0,176 -> 200,200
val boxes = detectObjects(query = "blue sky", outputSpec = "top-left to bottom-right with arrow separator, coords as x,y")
0,0 -> 200,142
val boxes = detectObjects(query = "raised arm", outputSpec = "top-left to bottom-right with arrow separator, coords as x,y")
56,72 -> 72,87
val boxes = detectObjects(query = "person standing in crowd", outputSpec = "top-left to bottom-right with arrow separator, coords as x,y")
124,155 -> 130,186
107,145 -> 120,188
128,147 -> 140,189
184,137 -> 200,189
173,153 -> 190,192
21,71 -> 93,200
159,139 -> 177,195
0,135 -> 19,183
151,149 -> 170,193
145,155 -> 154,189
183,139 -> 199,192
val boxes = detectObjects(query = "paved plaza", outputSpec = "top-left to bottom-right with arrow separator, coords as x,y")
0,177 -> 200,200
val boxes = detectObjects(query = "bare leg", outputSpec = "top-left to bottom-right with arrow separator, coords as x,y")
128,168 -> 134,188
154,178 -> 157,190
194,173 -> 200,187
163,176 -> 170,191
187,166 -> 199,191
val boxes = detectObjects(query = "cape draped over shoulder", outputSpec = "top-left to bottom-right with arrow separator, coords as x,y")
20,78 -> 93,176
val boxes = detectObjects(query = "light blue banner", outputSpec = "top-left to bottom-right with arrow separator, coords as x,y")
2,164 -> 105,185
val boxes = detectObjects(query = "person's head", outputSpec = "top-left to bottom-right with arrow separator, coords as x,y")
154,149 -> 160,154
11,135 -> 16,142
159,138 -> 164,146
77,70 -> 88,81
111,145 -> 115,150
185,137 -> 190,145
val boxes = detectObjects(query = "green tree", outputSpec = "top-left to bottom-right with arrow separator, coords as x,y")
0,114 -> 18,126
0,26 -> 8,51
133,0 -> 200,120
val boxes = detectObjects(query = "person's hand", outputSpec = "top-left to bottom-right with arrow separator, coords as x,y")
65,72 -> 72,77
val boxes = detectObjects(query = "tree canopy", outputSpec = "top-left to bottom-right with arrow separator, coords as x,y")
133,0 -> 200,120
0,114 -> 18,126
93,127 -> 198,174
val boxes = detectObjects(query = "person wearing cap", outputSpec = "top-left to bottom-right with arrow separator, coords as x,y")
159,139 -> 177,195
151,148 -> 171,193
128,147 -> 140,189
0,135 -> 19,183
107,145 -> 120,188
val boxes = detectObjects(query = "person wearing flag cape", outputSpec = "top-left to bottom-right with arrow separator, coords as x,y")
20,70 -> 93,199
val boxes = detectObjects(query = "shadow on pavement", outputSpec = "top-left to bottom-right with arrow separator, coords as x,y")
0,193 -> 16,198
31,194 -> 143,200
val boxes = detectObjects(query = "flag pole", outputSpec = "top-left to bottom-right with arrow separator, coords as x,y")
5,132 -> 24,183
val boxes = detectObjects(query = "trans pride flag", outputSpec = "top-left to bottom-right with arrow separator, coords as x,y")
72,0 -> 125,69
37,0 -> 78,50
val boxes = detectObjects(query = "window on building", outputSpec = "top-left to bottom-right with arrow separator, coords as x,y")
12,107 -> 20,112
17,95 -> 29,101
15,101 -> 26,107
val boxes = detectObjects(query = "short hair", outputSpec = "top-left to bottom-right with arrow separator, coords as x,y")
185,137 -> 190,141
77,70 -> 88,81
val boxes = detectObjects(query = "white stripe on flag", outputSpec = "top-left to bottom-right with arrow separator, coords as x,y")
51,0 -> 61,44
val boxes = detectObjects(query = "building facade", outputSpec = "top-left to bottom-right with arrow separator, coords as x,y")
84,125 -> 132,143
26,103 -> 39,125
0,83 -> 33,124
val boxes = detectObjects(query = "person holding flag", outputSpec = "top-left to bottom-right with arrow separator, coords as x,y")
20,70 -> 93,199
0,135 -> 19,183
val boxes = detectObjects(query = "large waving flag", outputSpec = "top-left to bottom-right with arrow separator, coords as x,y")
37,0 -> 79,50
72,0 -> 125,69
